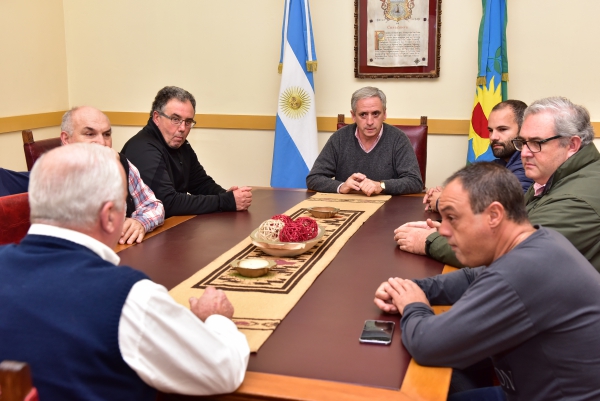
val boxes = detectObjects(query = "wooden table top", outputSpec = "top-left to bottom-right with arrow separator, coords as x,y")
118,189 -> 450,401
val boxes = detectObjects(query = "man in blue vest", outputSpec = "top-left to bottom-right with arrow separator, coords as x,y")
0,168 -> 29,196
0,144 -> 249,400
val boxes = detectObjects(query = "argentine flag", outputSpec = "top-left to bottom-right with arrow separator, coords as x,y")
271,0 -> 319,188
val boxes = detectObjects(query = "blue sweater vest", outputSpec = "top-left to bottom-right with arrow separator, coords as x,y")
0,235 -> 156,400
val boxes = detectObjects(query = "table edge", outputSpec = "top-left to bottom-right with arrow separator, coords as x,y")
211,360 -> 450,401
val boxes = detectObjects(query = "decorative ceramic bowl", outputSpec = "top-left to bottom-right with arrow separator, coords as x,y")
306,206 -> 339,219
250,225 -> 325,257
231,258 -> 276,278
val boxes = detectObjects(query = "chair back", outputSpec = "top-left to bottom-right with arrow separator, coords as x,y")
0,361 -> 39,401
336,115 -> 428,187
0,193 -> 30,246
22,130 -> 62,171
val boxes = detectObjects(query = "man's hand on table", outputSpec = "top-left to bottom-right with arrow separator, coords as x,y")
339,173 -> 366,194
228,186 -> 252,211
340,173 -> 384,196
374,281 -> 399,314
358,178 -> 384,197
375,278 -> 430,315
393,219 -> 439,255
423,186 -> 442,211
120,218 -> 146,245
189,286 -> 234,321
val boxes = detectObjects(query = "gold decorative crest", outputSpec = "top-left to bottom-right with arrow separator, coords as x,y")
279,86 -> 311,119
381,0 -> 414,22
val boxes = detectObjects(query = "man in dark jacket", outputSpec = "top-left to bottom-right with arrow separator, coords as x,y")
422,100 -> 532,212
122,86 -> 252,217
395,97 -> 600,272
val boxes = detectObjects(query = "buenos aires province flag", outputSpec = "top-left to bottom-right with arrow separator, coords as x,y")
467,0 -> 508,163
271,0 -> 318,188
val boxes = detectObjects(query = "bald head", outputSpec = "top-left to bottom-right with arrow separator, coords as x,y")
29,143 -> 126,233
60,106 -> 112,147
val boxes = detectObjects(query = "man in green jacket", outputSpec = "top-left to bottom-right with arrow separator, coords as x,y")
395,97 -> 600,272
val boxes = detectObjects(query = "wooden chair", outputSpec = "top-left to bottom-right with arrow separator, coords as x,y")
0,361 -> 39,401
0,193 -> 30,246
337,114 -> 428,187
22,130 -> 62,171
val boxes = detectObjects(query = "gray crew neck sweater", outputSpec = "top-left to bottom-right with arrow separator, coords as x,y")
306,123 -> 422,195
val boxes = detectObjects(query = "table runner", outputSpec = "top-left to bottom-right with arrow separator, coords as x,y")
169,192 -> 390,352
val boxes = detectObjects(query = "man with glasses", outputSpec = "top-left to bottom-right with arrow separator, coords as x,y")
514,96 -> 600,269
122,86 -> 252,217
394,97 -> 600,272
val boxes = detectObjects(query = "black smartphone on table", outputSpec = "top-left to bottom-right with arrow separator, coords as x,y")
359,320 -> 395,345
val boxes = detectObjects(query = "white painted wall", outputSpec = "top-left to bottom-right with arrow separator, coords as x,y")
2,1 -> 600,186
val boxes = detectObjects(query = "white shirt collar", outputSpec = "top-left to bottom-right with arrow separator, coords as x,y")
28,224 -> 120,266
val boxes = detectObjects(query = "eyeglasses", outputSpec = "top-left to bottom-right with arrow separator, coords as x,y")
511,135 -> 562,153
159,112 -> 196,128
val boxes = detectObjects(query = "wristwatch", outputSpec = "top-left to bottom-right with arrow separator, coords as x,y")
380,181 -> 386,193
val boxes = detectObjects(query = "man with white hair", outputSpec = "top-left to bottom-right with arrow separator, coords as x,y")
0,144 -> 249,400
395,97 -> 600,271
61,106 -> 164,245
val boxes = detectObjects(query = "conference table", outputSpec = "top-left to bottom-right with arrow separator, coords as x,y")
117,188 -> 451,401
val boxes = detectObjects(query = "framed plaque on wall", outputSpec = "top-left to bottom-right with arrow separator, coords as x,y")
355,0 -> 442,78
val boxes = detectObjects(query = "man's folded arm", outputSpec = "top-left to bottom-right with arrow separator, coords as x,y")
119,280 -> 250,396
401,272 -> 535,369
186,148 -> 229,196
384,135 -> 423,195
383,172 -> 423,195
125,142 -> 234,216
412,267 -> 482,305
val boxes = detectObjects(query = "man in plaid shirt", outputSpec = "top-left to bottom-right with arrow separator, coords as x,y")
60,106 -> 164,244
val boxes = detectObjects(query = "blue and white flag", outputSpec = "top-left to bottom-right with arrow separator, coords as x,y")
271,0 -> 318,188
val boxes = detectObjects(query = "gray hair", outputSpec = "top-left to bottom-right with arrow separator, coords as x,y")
150,86 -> 196,117
444,162 -> 529,224
29,143 -> 125,228
351,87 -> 387,113
524,97 -> 594,147
60,107 -> 82,137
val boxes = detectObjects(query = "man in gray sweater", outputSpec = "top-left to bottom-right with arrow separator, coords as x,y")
375,162 -> 600,401
306,87 -> 422,196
